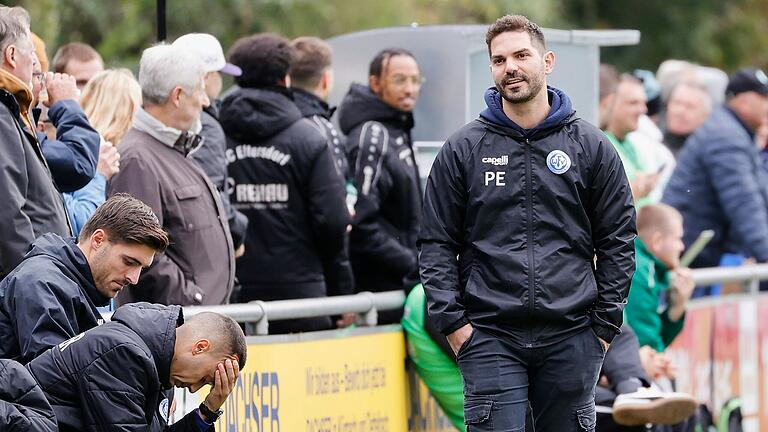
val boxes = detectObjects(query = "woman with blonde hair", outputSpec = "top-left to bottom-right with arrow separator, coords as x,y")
64,69 -> 141,235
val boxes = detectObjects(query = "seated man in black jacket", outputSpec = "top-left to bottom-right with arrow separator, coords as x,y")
0,359 -> 57,432
27,302 -> 246,431
222,33 -> 349,333
0,193 -> 169,363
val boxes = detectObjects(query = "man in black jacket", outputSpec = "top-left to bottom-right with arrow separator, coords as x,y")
221,33 -> 349,333
27,302 -> 246,431
290,36 -> 356,327
337,47 -> 423,323
0,194 -> 169,364
0,359 -> 57,432
418,15 -> 636,431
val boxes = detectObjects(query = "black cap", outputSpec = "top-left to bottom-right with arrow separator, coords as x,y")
726,67 -> 768,97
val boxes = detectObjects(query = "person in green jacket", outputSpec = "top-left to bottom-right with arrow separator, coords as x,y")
625,203 -> 695,352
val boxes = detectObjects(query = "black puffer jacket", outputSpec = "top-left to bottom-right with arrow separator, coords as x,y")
0,233 -> 108,364
337,83 -> 422,294
221,87 -> 349,302
419,87 -> 636,346
0,359 -> 57,432
26,303 -> 204,431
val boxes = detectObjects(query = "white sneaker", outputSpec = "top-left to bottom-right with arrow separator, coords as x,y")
612,387 -> 697,426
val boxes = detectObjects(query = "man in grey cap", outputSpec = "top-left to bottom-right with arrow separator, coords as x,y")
663,67 -> 768,286
173,33 -> 248,262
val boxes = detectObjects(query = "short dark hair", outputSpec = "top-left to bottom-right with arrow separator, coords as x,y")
52,42 -> 102,73
485,15 -> 546,57
289,36 -> 332,91
229,33 -> 293,88
188,312 -> 247,370
368,47 -> 416,78
79,194 -> 169,252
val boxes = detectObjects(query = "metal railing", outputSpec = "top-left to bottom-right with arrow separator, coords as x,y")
103,290 -> 405,335
690,263 -> 768,294
100,264 -> 768,334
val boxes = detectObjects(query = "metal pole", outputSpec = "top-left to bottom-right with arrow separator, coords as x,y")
156,0 -> 167,42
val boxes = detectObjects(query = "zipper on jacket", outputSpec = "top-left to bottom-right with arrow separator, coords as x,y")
524,137 -> 535,348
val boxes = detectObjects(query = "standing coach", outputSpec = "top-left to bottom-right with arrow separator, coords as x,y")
418,15 -> 636,431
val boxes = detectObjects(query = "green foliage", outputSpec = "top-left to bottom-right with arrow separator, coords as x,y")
10,0 -> 768,74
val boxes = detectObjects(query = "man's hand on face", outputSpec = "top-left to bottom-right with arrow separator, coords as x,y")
202,359 -> 240,413
44,72 -> 79,107
446,323 -> 473,355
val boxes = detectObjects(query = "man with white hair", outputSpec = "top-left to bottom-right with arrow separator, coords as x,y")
662,81 -> 713,154
108,44 -> 235,306
0,5 -> 72,280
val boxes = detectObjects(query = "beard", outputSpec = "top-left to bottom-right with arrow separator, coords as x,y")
495,69 -> 545,104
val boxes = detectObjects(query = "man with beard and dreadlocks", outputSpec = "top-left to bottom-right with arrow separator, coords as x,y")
418,15 -> 636,431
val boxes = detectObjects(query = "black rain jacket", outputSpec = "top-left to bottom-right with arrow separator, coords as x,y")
221,87 -> 350,302
419,86 -> 636,346
293,88 -> 355,298
26,303 -> 205,431
337,83 -> 422,294
0,233 -> 108,364
0,359 -> 57,432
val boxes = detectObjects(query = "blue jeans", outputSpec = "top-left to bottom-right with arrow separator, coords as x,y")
457,327 -> 606,431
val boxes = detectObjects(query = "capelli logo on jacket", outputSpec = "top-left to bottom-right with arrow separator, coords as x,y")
482,155 -> 509,166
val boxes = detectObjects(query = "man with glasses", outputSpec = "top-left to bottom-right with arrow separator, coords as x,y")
337,48 -> 424,323
0,6 -> 72,279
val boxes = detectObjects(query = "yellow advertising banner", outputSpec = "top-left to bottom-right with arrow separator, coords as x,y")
203,328 -> 409,432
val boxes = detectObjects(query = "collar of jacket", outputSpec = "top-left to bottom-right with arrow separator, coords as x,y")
0,68 -> 35,132
133,108 -> 203,156
635,236 -> 670,275
478,86 -> 575,140
292,87 -> 333,119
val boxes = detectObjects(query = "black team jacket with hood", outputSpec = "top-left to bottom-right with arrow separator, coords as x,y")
26,303 -> 204,431
0,233 -> 108,364
419,86 -> 636,346
220,87 -> 350,308
292,88 -> 355,298
337,83 -> 422,295
0,359 -> 57,432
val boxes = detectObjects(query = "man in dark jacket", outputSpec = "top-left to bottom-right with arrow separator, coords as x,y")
0,194 -> 169,364
337,47 -> 423,324
418,15 -> 636,431
663,67 -> 768,270
0,359 -> 57,431
290,36 -> 356,326
0,6 -> 72,279
221,33 -> 349,333
109,44 -> 236,306
27,302 -> 246,431
173,33 -> 249,258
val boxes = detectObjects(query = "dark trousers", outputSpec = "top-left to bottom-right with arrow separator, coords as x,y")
458,327 -> 606,431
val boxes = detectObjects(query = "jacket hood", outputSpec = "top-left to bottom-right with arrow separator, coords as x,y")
337,83 -> 414,134
292,88 -> 333,119
111,303 -> 183,390
25,233 -> 109,307
219,86 -> 302,141
479,85 -> 575,138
